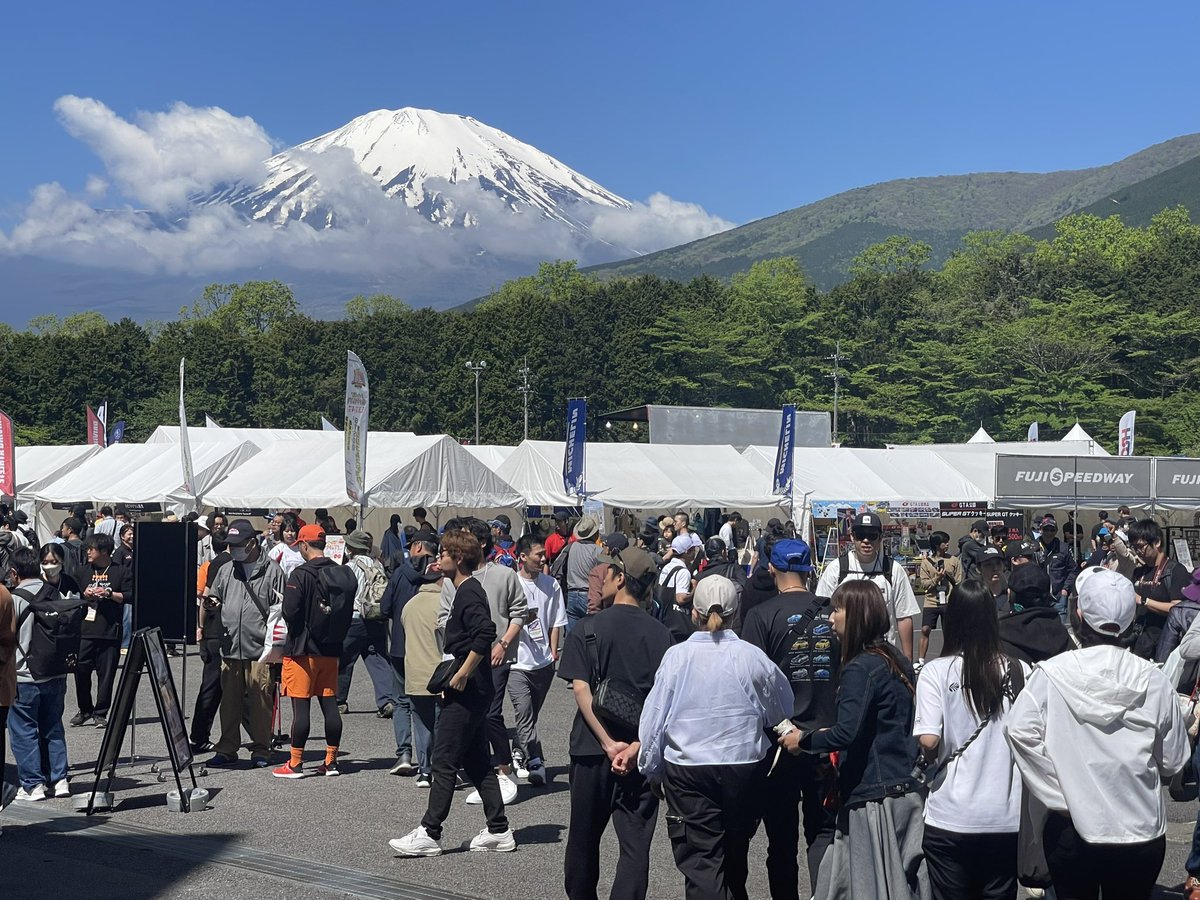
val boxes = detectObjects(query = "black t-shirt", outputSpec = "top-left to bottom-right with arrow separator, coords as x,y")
82,562 -> 132,641
1132,558 -> 1191,655
740,590 -> 839,732
557,604 -> 672,757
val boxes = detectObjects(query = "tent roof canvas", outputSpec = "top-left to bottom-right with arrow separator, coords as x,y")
11,445 -> 103,500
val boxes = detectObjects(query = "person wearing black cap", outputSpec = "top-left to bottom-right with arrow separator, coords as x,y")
815,512 -> 921,661
741,539 -> 839,898
751,518 -> 786,573
1035,515 -> 1075,624
978,546 -> 1009,615
998,563 -> 1070,665
695,536 -> 748,603
489,515 -> 517,568
957,521 -> 988,581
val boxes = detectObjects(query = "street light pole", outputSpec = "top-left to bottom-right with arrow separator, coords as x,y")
465,360 -> 487,444
825,340 -> 847,446
518,356 -> 532,441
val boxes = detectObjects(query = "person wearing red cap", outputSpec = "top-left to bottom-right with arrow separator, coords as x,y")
273,524 -> 358,779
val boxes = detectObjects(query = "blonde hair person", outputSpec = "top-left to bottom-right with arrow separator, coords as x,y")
638,575 -> 792,899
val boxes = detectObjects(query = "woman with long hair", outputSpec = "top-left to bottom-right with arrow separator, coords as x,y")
639,575 -> 792,899
780,579 -> 930,899
389,528 -> 514,857
915,580 -> 1029,900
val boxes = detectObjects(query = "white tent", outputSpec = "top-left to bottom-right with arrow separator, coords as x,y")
10,445 -> 103,510
967,426 -> 995,444
464,445 -> 517,472
498,441 -> 782,510
202,433 -> 525,533
30,440 -> 261,537
1061,422 -> 1108,451
146,425 -> 413,450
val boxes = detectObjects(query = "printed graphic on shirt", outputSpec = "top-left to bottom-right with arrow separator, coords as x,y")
785,612 -> 836,683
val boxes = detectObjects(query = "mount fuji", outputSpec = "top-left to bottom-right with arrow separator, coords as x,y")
200,107 -> 635,246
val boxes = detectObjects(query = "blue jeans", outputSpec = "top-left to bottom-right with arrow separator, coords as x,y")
121,604 -> 133,649
566,590 -> 589,635
389,656 -> 413,756
10,678 -> 69,790
410,694 -> 440,776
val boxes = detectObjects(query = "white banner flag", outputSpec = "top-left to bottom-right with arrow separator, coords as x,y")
1118,410 -> 1136,456
1027,421 -> 1038,442
179,359 -> 196,495
344,351 -> 369,510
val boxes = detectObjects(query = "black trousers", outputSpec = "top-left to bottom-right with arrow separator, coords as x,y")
1044,813 -> 1165,900
487,662 -> 513,767
75,638 -> 120,718
565,755 -> 659,900
420,692 -> 507,839
190,637 -> 223,745
665,761 -> 762,900
760,751 -> 837,899
923,824 -> 1017,900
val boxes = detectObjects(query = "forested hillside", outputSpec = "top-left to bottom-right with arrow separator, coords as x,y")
4,208 -> 1200,456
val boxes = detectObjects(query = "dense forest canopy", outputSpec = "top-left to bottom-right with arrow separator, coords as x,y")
4,208 -> 1199,456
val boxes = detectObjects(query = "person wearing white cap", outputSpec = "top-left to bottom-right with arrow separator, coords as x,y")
656,535 -> 697,644
638,575 -> 792,900
1005,566 -> 1190,899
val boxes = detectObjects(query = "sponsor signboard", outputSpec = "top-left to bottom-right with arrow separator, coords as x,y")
1153,458 -> 1200,501
995,455 -> 1151,502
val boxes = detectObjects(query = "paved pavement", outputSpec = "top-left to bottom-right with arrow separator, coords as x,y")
1,641 -> 1196,899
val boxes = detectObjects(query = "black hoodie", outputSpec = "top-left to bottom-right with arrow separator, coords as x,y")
998,606 -> 1071,665
958,534 -> 986,581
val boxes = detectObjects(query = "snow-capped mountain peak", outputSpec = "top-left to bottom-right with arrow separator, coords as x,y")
204,106 -> 631,232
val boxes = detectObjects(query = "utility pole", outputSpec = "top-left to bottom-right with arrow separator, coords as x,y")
825,340 -> 847,446
465,360 -> 487,444
517,356 -> 532,441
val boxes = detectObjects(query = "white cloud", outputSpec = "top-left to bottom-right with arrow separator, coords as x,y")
1,98 -> 736,305
54,96 -> 273,211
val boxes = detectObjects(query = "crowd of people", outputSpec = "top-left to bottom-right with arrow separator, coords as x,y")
2,501 -> 1200,899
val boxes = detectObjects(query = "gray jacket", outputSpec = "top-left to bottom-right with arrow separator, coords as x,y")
211,555 -> 286,660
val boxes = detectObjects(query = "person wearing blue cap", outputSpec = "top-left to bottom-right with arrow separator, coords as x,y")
741,538 -> 839,898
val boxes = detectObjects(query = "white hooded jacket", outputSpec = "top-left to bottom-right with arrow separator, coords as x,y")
1004,644 -> 1188,843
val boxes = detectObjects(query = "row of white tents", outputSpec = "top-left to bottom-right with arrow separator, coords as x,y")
8,423 -> 1116,540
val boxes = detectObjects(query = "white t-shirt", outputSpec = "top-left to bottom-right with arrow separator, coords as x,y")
269,542 -> 304,578
718,522 -> 735,549
913,655 -> 1029,833
658,560 -> 691,601
815,552 -> 920,649
514,573 -> 567,671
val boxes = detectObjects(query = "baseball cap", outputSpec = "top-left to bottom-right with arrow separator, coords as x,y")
670,535 -> 693,554
196,515 -> 211,531
1040,515 -> 1058,531
604,532 -> 629,553
1182,568 -> 1200,604
489,515 -> 512,533
295,524 -> 326,545
553,510 -> 570,522
853,512 -> 882,532
693,574 -> 739,618
1008,564 -> 1051,609
979,546 -> 1004,566
770,538 -> 814,573
704,536 -> 726,558
224,519 -> 257,547
970,520 -> 987,534
1075,565 -> 1136,634
1005,540 -> 1038,562
616,546 -> 658,597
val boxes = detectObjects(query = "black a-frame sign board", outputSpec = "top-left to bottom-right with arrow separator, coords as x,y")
86,626 -> 197,814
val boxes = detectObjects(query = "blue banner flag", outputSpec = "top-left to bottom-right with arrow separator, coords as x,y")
107,420 -> 126,445
563,398 -> 587,497
773,404 -> 796,495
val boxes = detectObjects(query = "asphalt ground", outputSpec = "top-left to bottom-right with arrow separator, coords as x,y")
1,633 -> 1196,900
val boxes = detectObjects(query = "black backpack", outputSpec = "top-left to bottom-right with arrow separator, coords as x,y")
307,564 -> 358,645
836,550 -> 894,586
14,584 -> 85,679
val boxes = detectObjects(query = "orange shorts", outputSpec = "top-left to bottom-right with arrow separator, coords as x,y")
281,655 -> 338,698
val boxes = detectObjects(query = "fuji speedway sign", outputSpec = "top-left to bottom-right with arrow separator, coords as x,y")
996,455 -> 1151,502
1154,458 -> 1200,501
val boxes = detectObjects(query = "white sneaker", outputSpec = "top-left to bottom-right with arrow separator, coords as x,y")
469,827 -> 516,852
526,761 -> 546,786
51,779 -> 71,798
513,762 -> 529,780
388,826 -> 442,857
466,773 -> 518,805
16,784 -> 47,803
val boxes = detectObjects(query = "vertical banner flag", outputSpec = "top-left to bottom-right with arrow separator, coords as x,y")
773,404 -> 797,495
85,405 -> 105,446
107,421 -> 126,446
0,410 -> 14,499
1118,410 -> 1136,457
344,351 -> 370,512
179,359 -> 196,496
563,398 -> 587,497
98,401 -> 108,443
1027,421 -> 1039,442
321,416 -> 339,432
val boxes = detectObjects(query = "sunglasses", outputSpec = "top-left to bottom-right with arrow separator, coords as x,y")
852,530 -> 882,541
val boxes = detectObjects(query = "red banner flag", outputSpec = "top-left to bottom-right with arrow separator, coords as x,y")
0,410 -> 13,499
86,405 -> 105,446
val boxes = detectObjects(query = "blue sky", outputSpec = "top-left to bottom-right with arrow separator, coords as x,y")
5,0 -> 1197,226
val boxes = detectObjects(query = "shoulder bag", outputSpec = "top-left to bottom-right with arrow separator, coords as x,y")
582,616 -> 644,736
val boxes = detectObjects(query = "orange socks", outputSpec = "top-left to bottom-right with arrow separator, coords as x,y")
324,746 -> 338,766
290,747 -> 304,769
